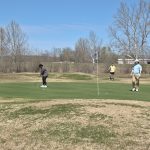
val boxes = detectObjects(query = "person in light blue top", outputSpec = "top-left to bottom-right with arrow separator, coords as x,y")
131,59 -> 142,91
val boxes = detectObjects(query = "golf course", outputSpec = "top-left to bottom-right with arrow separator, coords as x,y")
0,73 -> 150,150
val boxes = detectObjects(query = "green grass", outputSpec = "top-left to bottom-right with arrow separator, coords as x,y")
0,82 -> 149,101
7,104 -> 83,119
89,113 -> 112,120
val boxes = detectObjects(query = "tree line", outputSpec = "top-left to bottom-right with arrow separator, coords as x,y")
0,0 -> 150,73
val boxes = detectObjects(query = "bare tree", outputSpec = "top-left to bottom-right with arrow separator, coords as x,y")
109,0 -> 150,59
50,47 -> 62,62
75,38 -> 90,63
6,21 -> 28,72
88,31 -> 102,63
60,47 -> 74,62
0,27 -> 8,56
0,27 -> 9,72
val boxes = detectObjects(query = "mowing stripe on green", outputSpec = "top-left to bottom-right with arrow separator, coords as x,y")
0,82 -> 149,101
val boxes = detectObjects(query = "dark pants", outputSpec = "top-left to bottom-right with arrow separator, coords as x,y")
110,72 -> 115,80
42,76 -> 48,85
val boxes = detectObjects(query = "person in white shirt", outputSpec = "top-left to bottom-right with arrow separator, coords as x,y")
131,59 -> 142,92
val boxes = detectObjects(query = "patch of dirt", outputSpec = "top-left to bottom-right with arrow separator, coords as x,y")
0,99 -> 150,150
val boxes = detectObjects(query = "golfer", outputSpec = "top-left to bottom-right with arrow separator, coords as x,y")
39,64 -> 48,88
131,59 -> 142,92
108,63 -> 116,80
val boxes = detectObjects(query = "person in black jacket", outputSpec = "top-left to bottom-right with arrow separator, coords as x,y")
39,64 -> 48,88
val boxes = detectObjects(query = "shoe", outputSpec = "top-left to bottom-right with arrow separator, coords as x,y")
135,89 -> 138,92
40,85 -> 44,87
132,88 -> 135,91
44,85 -> 47,88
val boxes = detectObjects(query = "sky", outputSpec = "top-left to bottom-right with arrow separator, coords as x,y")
0,0 -> 139,51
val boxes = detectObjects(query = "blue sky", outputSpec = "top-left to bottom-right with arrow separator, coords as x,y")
0,0 -> 139,51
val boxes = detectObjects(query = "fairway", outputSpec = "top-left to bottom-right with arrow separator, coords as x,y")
0,82 -> 149,101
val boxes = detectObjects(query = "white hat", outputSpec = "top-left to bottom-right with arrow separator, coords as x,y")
135,59 -> 139,62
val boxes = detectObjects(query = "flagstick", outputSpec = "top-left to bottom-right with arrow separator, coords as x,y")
96,52 -> 100,96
